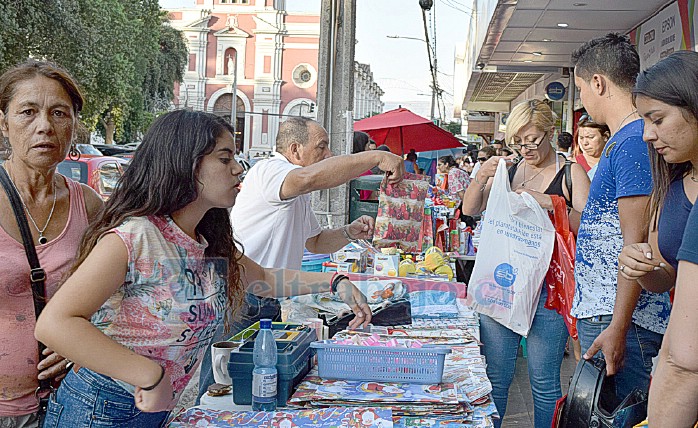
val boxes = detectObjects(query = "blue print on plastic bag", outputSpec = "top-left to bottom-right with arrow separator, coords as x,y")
494,263 -> 516,288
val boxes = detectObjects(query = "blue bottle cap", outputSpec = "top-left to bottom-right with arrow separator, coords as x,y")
260,319 -> 272,329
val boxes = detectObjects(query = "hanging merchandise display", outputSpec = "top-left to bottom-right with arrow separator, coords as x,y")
373,173 -> 429,252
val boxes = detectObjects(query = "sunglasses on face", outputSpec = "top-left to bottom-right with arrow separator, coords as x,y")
578,113 -> 593,124
510,131 -> 548,151
477,157 -> 487,162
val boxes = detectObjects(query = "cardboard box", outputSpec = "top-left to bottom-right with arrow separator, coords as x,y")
373,254 -> 400,277
336,261 -> 358,273
332,248 -> 367,272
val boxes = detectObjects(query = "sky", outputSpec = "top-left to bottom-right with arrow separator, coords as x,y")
158,0 -> 469,121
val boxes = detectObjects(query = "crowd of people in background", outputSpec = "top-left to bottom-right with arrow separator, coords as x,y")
1,29 -> 698,428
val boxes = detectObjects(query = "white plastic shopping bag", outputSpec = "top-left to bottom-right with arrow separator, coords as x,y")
466,159 -> 555,336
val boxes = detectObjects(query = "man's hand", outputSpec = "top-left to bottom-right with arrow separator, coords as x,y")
377,152 -> 405,184
336,279 -> 372,329
347,216 -> 375,240
583,324 -> 627,375
37,348 -> 71,382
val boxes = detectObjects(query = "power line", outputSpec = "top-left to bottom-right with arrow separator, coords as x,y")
439,0 -> 473,16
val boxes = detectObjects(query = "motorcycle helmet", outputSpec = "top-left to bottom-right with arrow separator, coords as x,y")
558,358 -> 648,428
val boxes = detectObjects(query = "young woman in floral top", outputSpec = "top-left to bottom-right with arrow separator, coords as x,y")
35,110 -> 372,427
437,155 -> 470,202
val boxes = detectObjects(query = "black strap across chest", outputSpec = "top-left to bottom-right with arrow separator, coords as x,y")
0,166 -> 51,391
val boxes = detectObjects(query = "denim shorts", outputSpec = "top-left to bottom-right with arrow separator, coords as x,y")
43,367 -> 169,427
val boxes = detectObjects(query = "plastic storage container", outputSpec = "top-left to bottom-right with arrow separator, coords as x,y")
310,341 -> 451,384
300,259 -> 327,272
229,345 -> 312,406
227,322 -> 314,406
301,250 -> 331,272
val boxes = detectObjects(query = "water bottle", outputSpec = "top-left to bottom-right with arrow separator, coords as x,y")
252,319 -> 277,411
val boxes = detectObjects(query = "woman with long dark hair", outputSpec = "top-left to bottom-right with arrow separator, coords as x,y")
35,110 -> 372,426
617,50 -> 698,426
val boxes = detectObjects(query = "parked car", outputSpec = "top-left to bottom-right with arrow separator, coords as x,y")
91,143 -> 135,157
76,144 -> 103,156
57,156 -> 126,200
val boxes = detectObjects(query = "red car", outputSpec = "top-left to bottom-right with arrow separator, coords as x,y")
57,155 -> 127,200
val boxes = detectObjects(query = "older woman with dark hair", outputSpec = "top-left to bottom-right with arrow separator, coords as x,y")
0,60 -> 103,427
616,50 -> 698,426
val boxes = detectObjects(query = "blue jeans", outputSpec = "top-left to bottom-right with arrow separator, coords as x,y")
480,288 -> 568,428
43,367 -> 169,427
577,315 -> 663,400
196,292 -> 281,403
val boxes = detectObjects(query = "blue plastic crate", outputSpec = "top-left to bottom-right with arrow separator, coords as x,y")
301,259 -> 326,272
310,341 -> 451,384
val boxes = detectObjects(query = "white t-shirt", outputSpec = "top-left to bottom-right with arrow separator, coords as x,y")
470,161 -> 481,179
230,153 -> 322,269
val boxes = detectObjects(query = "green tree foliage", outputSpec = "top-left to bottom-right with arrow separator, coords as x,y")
442,121 -> 462,136
0,0 -> 188,144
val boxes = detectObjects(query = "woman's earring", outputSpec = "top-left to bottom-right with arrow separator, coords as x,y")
68,142 -> 80,161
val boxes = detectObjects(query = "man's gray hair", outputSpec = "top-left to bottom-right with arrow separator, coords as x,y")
276,117 -> 317,153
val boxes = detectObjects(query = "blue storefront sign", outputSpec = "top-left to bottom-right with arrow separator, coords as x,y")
545,81 -> 566,101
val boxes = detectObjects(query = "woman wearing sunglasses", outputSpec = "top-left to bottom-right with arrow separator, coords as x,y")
461,99 -> 591,428
575,115 -> 610,179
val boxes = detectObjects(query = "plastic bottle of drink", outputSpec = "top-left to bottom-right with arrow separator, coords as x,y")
251,319 -> 277,411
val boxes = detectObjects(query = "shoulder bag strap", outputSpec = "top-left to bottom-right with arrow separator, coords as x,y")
564,159 -> 573,204
0,166 -> 51,391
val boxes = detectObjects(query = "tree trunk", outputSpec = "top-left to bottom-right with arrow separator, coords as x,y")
104,117 -> 116,145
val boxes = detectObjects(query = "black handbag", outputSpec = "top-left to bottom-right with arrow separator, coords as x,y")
320,298 -> 412,338
0,166 -> 54,426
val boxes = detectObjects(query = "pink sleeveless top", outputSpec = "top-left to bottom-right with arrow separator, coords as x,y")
0,176 -> 89,416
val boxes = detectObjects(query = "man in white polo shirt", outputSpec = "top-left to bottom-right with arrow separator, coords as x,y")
232,117 -> 404,269
197,117 -> 404,401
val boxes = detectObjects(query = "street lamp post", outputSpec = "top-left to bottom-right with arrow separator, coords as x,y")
228,55 -> 238,150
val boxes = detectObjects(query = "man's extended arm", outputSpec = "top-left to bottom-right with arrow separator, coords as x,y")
279,151 -> 404,200
305,216 -> 375,254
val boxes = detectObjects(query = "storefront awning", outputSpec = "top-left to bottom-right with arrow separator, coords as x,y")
456,0 -> 672,113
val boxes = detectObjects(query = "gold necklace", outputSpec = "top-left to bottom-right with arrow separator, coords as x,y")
520,162 -> 552,188
5,167 -> 57,245
613,110 -> 638,135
